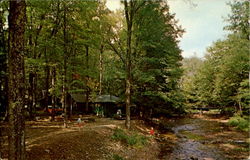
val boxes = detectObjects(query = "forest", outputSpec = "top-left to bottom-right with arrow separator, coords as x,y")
0,0 -> 249,160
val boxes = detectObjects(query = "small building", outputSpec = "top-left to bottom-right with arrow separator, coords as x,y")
70,93 -> 93,114
94,95 -> 123,117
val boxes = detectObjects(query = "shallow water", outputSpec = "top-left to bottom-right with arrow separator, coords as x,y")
159,117 -> 227,160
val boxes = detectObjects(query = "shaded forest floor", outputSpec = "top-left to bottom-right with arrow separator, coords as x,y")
0,114 -> 249,160
1,116 -> 159,160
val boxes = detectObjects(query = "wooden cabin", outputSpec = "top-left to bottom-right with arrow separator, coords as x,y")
93,95 -> 123,117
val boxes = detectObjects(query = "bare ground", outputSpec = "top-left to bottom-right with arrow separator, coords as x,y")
1,116 -> 160,160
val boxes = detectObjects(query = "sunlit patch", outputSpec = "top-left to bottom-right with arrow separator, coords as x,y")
246,138 -> 250,144
179,130 -> 205,141
221,143 -> 237,150
160,133 -> 178,141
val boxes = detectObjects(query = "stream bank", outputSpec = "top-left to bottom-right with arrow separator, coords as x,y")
155,114 -> 249,160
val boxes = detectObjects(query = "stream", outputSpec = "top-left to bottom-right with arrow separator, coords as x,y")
157,116 -> 249,160
168,119 -> 224,160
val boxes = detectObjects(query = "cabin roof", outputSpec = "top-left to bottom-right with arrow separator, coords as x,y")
70,93 -> 86,103
94,95 -> 120,103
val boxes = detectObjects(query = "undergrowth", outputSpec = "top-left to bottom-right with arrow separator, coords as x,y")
228,116 -> 250,132
113,154 -> 124,160
112,128 -> 148,147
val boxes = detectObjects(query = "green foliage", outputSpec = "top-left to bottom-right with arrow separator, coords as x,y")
11,0 -> 190,121
113,154 -> 124,160
181,57 -> 203,109
220,107 -> 235,116
133,1 -> 184,115
112,128 -> 148,147
112,128 -> 128,142
228,116 -> 250,132
191,34 -> 249,112
225,0 -> 249,40
236,79 -> 250,115
233,147 -> 250,153
127,134 -> 148,146
179,131 -> 205,141
22,0 -> 113,112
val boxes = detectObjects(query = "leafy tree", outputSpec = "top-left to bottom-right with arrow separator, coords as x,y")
225,0 -> 249,40
23,0 -> 111,120
123,0 -> 146,129
133,0 -> 184,116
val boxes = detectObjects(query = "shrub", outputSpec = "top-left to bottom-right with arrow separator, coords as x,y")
112,128 -> 127,142
127,134 -> 137,146
228,117 -> 240,126
228,116 -> 250,132
127,134 -> 148,146
112,128 -> 148,147
113,154 -> 124,160
221,107 -> 235,116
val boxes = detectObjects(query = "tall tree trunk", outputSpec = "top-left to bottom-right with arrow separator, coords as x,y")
124,0 -> 133,129
4,72 -> 8,121
28,73 -> 35,120
99,44 -> 103,95
0,125 -> 2,159
0,3 -> 8,122
62,63 -> 67,128
124,0 -> 144,129
33,73 -> 37,116
238,101 -> 242,116
0,8 -> 5,52
8,0 -> 26,159
28,9 -> 40,118
85,45 -> 89,114
63,2 -> 68,128
51,67 -> 56,121
44,45 -> 50,112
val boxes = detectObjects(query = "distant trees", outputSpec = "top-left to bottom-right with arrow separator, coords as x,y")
198,34 -> 249,114
182,0 -> 249,115
181,57 -> 203,108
